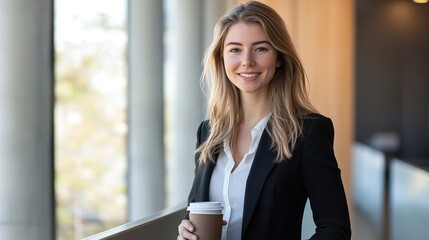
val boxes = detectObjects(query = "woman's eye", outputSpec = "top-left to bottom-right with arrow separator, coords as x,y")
229,48 -> 240,53
255,47 -> 268,52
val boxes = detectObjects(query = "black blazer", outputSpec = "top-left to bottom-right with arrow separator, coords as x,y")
187,114 -> 351,240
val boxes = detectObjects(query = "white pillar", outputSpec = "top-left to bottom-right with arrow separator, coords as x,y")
0,0 -> 54,239
128,0 -> 165,220
166,0 -> 205,207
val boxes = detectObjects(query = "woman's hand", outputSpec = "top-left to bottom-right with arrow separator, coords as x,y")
178,219 -> 227,240
177,219 -> 197,240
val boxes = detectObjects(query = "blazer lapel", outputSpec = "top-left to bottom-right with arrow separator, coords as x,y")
241,129 -> 277,235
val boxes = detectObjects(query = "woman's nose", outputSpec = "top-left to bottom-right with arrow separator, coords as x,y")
241,51 -> 255,66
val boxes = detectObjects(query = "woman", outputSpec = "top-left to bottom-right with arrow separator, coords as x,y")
178,1 -> 351,239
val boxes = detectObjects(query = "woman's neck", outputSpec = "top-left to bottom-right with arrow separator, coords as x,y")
239,93 -> 270,129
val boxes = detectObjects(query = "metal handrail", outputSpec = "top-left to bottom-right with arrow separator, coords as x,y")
83,203 -> 187,240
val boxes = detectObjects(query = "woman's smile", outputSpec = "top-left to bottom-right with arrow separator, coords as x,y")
238,72 -> 260,80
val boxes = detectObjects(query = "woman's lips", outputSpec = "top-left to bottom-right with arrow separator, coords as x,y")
238,73 -> 259,78
238,72 -> 260,82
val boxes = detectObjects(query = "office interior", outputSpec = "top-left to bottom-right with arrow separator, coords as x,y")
0,0 -> 428,239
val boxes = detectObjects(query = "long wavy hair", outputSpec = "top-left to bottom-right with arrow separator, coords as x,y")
197,1 -> 317,164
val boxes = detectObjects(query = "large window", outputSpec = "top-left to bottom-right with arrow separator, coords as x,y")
54,1 -> 128,239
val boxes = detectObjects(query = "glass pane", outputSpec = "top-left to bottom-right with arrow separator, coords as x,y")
54,1 -> 128,239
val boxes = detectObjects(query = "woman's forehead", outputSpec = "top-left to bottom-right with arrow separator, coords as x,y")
223,22 -> 269,45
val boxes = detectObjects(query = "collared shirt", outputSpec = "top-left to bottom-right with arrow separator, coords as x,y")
209,114 -> 270,240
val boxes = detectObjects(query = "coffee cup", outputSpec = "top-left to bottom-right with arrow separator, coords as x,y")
187,202 -> 223,240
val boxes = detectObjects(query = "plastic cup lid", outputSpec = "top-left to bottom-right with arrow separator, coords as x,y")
187,201 -> 223,212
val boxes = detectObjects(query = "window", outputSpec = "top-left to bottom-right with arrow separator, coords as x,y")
54,1 -> 128,239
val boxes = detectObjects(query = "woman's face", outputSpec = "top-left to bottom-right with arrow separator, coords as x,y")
222,22 -> 280,97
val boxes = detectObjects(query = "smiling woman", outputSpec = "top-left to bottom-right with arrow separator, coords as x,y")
178,1 -> 351,240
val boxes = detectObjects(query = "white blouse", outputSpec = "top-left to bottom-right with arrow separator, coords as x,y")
209,114 -> 270,240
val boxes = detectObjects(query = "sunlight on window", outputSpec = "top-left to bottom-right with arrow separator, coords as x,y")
54,1 -> 127,239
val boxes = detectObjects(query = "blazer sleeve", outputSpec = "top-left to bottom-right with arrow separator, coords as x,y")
301,117 -> 351,239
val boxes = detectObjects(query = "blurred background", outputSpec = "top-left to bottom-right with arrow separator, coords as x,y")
0,0 -> 428,239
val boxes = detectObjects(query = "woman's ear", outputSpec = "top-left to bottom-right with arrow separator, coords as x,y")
276,59 -> 282,68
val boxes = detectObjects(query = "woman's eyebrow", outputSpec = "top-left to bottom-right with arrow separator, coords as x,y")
225,40 -> 271,47
253,40 -> 271,45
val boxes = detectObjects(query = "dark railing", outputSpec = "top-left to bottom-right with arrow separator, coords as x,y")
83,203 -> 186,240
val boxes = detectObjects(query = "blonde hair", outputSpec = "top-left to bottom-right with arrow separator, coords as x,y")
198,1 -> 317,164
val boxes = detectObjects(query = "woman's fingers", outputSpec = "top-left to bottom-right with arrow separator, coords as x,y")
178,220 -> 197,240
181,220 -> 195,232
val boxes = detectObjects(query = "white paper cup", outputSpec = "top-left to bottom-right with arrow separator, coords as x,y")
187,202 -> 223,240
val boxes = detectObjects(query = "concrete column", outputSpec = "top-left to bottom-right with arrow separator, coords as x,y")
128,0 -> 165,220
0,0 -> 54,239
167,0 -> 205,207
